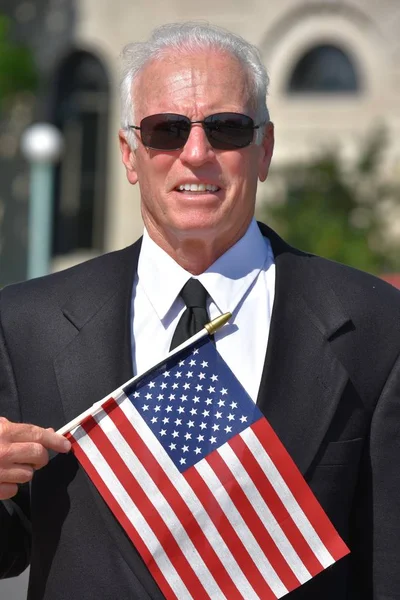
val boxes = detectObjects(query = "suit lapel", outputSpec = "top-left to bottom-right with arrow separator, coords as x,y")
54,240 -> 141,423
54,238 -> 164,598
257,224 -> 352,475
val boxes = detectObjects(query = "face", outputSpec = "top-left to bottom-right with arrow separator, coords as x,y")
119,50 -> 274,255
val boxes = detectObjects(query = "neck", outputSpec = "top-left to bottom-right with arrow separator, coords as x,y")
168,240 -> 223,274
145,224 -> 250,274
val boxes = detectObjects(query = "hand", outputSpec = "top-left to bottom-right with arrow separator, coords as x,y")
0,417 -> 71,500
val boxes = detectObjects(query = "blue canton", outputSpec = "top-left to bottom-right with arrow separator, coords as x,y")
124,338 -> 262,473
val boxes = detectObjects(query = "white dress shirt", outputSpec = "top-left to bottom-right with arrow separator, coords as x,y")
131,219 -> 275,402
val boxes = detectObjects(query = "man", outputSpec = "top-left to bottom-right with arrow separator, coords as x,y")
1,21 -> 400,600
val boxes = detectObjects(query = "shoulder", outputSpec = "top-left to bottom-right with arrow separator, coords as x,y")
308,255 -> 400,347
0,240 -> 142,317
259,220 -> 400,302
258,221 -> 400,335
309,253 -> 400,305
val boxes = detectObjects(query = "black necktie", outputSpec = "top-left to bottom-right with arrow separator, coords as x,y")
170,279 -> 209,350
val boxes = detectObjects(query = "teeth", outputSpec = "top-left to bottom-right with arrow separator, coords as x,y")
178,183 -> 219,192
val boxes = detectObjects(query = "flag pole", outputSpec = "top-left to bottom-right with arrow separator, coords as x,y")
57,312 -> 232,436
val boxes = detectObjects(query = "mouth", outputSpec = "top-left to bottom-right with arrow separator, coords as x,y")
175,183 -> 221,193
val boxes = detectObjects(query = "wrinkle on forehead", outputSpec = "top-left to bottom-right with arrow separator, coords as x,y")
134,50 -> 254,119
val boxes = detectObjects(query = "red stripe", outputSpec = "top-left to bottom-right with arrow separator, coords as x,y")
70,407 -> 210,600
252,418 -> 349,561
67,431 -> 178,600
206,447 -> 302,592
108,399 -> 286,599
184,465 -> 277,599
104,399 -> 245,600
230,432 -> 323,577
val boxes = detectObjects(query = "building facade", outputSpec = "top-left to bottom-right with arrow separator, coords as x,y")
1,0 -> 400,279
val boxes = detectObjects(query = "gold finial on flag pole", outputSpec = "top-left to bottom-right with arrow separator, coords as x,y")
204,312 -> 232,335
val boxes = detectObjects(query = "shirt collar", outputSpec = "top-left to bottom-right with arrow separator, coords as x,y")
137,219 -> 273,321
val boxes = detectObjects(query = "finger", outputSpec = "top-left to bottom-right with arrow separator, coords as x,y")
0,465 -> 34,485
0,482 -> 18,500
2,442 -> 50,470
41,430 -> 72,453
0,420 -> 71,453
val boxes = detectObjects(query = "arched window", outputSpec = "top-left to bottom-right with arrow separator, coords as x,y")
52,51 -> 109,256
288,45 -> 359,93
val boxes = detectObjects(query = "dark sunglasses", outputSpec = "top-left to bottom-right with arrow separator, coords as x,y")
128,112 -> 263,151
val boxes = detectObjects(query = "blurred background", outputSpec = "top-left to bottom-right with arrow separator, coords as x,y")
1,0 -> 400,288
0,0 -> 399,596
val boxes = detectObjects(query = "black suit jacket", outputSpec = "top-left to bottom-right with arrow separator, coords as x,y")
1,224 -> 400,599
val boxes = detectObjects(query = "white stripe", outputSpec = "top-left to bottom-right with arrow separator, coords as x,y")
242,428 -> 335,569
195,460 -> 289,598
73,426 -> 193,600
218,444 -> 311,584
117,393 -> 261,600
96,410 -> 224,600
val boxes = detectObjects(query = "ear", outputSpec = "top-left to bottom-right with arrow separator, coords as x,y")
119,129 -> 138,185
258,122 -> 275,182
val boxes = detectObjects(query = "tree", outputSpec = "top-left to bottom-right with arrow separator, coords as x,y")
0,13 -> 37,106
258,129 -> 400,274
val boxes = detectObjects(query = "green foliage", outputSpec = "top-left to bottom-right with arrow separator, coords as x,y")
259,129 -> 400,274
0,14 -> 38,104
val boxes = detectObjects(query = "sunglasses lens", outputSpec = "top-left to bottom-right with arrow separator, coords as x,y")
138,113 -> 256,150
140,114 -> 190,150
204,113 -> 255,149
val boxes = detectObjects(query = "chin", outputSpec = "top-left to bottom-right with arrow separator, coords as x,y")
171,217 -> 222,238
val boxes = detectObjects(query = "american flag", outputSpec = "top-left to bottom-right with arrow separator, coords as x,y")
66,337 -> 349,599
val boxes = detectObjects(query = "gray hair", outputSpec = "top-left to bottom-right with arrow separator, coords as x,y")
120,22 -> 270,148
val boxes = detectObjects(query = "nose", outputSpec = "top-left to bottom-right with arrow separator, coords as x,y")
179,122 -> 215,166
